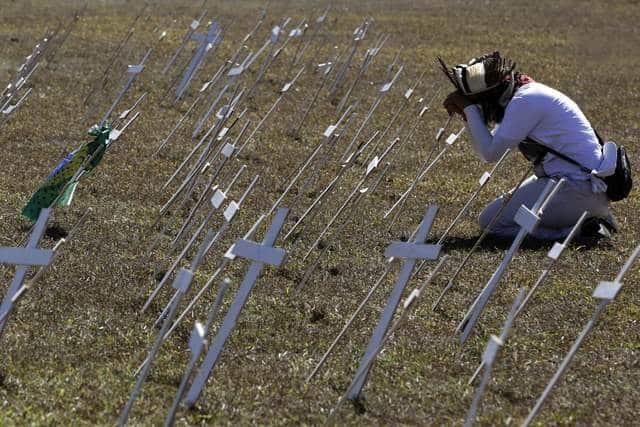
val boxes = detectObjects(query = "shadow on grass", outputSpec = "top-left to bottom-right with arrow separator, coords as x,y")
434,234 -> 610,252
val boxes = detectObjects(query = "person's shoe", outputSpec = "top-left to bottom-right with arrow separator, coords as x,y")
603,214 -> 619,233
580,216 -> 617,239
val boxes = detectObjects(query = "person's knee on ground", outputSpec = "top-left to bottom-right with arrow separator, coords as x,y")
478,194 -> 520,238
479,177 -> 614,240
477,175 -> 545,238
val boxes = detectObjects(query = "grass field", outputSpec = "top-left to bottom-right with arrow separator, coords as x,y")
1,0 -> 639,425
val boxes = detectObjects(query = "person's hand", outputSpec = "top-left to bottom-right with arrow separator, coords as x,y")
443,91 -> 472,119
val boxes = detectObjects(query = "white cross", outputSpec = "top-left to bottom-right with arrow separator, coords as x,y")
175,21 -> 221,99
345,205 -> 441,400
185,208 -> 289,407
100,48 -> 151,127
523,244 -> 640,426
457,178 -> 565,344
0,209 -> 52,337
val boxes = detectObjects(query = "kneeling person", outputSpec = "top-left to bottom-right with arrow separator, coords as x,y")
440,52 -> 617,240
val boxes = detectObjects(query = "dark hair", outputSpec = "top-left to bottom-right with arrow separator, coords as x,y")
475,72 -> 525,125
476,83 -> 509,125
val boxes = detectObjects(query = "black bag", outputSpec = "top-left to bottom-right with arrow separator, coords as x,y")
604,145 -> 633,201
518,136 -> 633,202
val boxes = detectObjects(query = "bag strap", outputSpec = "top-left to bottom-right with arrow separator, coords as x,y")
523,137 -> 593,174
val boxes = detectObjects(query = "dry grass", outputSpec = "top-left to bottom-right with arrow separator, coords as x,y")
0,0 -> 639,425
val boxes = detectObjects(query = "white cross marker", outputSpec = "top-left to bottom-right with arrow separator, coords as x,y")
175,21 -> 221,100
0,209 -> 52,338
467,212 -> 589,386
184,208 -> 289,407
326,257 -> 449,421
384,120 -> 464,226
523,244 -> 640,426
345,205 -> 441,400
162,10 -> 207,74
457,178 -> 565,344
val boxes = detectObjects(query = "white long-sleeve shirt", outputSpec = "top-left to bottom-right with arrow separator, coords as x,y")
464,82 -> 603,181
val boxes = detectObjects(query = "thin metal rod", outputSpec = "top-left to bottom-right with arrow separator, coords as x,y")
430,164 -> 534,311
362,76 -> 420,165
236,86 -> 287,155
296,164 -> 391,292
169,156 -> 236,250
292,62 -> 331,137
468,211 -> 588,386
293,6 -> 329,65
166,216 -> 266,338
288,106 -> 359,210
515,212 -> 588,318
457,179 -> 563,344
153,96 -> 202,157
118,270 -> 193,426
161,101 -> 228,193
326,256 -> 449,423
266,144 -> 326,218
384,120 -> 457,221
464,289 -> 525,427
302,180 -> 364,262
163,278 -> 231,427
82,7 -> 141,106
522,244 -> 640,426
192,82 -> 230,138
159,130 -> 220,214
141,209 -> 215,313
100,47 -> 152,127
336,34 -> 389,114
437,150 -> 511,245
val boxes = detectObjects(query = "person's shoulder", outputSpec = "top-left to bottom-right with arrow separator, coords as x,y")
511,82 -> 559,105
514,81 -> 551,96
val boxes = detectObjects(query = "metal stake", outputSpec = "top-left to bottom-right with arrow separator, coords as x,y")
522,244 -> 640,426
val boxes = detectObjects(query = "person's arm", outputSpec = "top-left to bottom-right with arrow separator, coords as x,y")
463,94 -> 542,162
463,105 -> 518,162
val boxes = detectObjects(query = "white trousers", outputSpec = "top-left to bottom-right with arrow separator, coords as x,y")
479,175 -> 611,240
